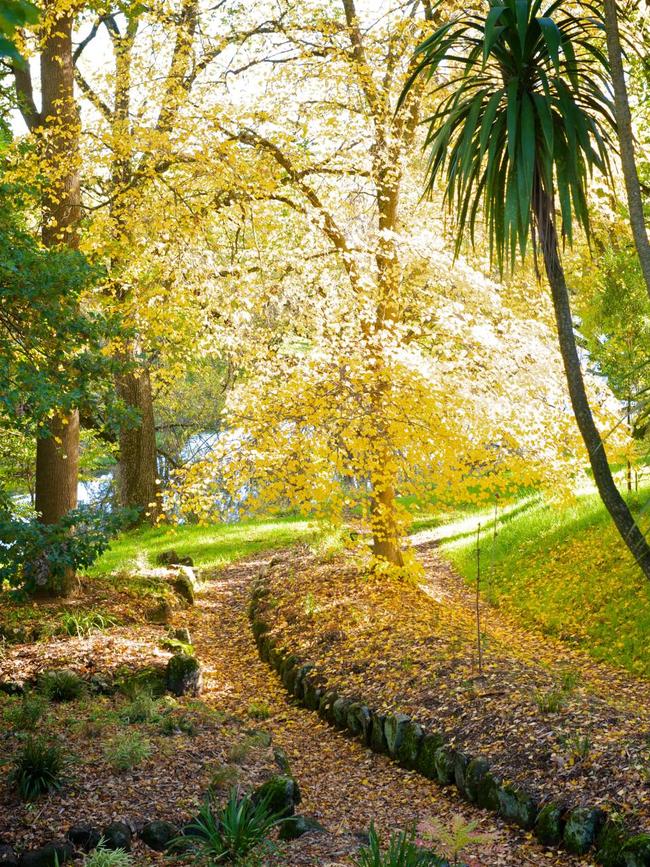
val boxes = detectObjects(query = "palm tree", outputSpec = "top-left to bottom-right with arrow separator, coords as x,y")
401,0 -> 650,579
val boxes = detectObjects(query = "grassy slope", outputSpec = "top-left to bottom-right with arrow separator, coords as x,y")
428,492 -> 650,677
88,516 -> 323,577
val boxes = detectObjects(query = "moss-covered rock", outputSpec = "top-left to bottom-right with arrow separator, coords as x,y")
332,697 -> 352,729
168,568 -> 195,605
318,690 -> 338,723
475,770 -> 501,812
396,720 -> 423,769
303,679 -> 322,711
622,833 -> 650,866
595,819 -> 627,867
253,775 -> 301,819
347,703 -> 372,743
433,745 -> 456,786
369,713 -> 388,754
140,821 -> 178,852
534,803 -> 564,848
497,785 -> 538,830
453,751 -> 471,797
414,732 -> 445,779
463,757 -> 490,804
252,619 -> 270,640
19,843 -> 74,867
166,653 -> 202,697
384,713 -> 411,758
563,807 -> 605,855
278,815 -> 327,841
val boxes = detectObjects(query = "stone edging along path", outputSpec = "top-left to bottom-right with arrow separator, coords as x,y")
248,571 -> 650,867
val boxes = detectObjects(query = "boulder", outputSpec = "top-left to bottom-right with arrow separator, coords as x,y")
369,713 -> 388,754
67,824 -> 101,852
384,713 -> 411,758
497,785 -> 538,830
332,697 -> 352,729
303,680 -> 322,712
102,822 -> 132,852
293,665 -> 314,700
534,803 -> 564,848
453,750 -> 470,796
475,770 -> 501,812
318,691 -> 338,724
278,815 -> 327,842
463,756 -> 490,804
0,844 -> 18,867
563,807 -> 605,855
415,732 -> 445,779
396,720 -> 423,769
19,843 -> 74,867
622,833 -> 650,867
140,820 -> 179,852
346,703 -> 372,743
166,654 -> 202,697
169,568 -> 195,605
253,775 -> 301,819
433,745 -> 456,786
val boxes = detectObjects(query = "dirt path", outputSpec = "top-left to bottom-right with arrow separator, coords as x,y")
183,551 -> 591,866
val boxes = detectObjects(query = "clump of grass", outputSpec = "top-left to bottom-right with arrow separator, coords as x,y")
8,737 -> 67,800
534,688 -> 566,714
104,732 -> 151,771
39,669 -> 86,702
84,844 -> 132,867
227,732 -> 270,766
119,692 -> 161,724
58,611 -> 118,639
558,732 -> 592,762
4,693 -> 48,730
159,712 -> 197,737
247,701 -> 271,721
208,763 -> 240,792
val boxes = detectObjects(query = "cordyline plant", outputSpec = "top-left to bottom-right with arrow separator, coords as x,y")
400,0 -> 650,580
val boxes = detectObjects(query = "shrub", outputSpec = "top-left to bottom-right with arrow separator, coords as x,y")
175,788 -> 282,862
354,824 -> 443,867
84,844 -> 132,867
4,693 -> 48,729
8,737 -> 66,800
419,814 -> 495,866
104,732 -> 151,771
59,611 -> 118,638
39,669 -> 86,702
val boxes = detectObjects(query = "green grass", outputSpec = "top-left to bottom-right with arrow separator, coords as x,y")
87,516 -> 322,577
430,490 -> 650,677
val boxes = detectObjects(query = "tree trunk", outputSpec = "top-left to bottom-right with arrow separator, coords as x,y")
370,478 -> 404,566
34,6 -> 82,595
603,0 -> 650,300
117,364 -> 161,522
534,186 -> 650,580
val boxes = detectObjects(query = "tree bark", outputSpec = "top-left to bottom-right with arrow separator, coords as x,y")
603,0 -> 650,300
116,365 -> 161,522
534,185 -> 650,579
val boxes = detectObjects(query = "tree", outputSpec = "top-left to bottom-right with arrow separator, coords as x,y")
401,0 -> 650,579
602,0 -> 650,300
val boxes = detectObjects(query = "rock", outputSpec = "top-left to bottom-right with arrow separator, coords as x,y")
157,550 -> 194,567
173,627 -> 192,644
534,803 -> 564,848
416,732 -> 445,779
67,824 -> 101,852
622,834 -> 650,867
0,681 -> 25,696
102,822 -> 132,852
563,807 -> 605,855
369,713 -> 388,754
303,680 -> 322,712
252,619 -> 270,641
497,785 -> 538,830
269,556 -> 282,567
332,697 -> 352,729
384,713 -> 411,758
433,745 -> 456,785
140,820 -> 179,852
318,691 -> 338,724
463,756 -> 490,804
346,703 -> 372,743
293,664 -> 314,700
475,770 -> 501,812
166,653 -> 202,697
453,750 -> 470,796
278,815 -> 327,841
169,568 -> 195,605
252,775 -> 301,819
19,843 -> 74,867
88,675 -> 114,696
281,656 -> 300,694
396,720 -> 423,769
595,819 -> 627,867
273,747 -> 292,775
0,844 -> 18,867
147,600 -> 174,625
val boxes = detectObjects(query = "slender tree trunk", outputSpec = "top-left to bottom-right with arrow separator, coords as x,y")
603,0 -> 650,300
534,187 -> 650,579
34,6 -> 82,594
117,364 -> 161,522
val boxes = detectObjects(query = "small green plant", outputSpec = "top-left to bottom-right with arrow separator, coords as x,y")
208,763 -> 240,792
419,814 -> 495,866
7,737 -> 66,800
354,823 -> 441,867
399,657 -> 415,672
558,732 -> 592,762
303,592 -> 320,617
119,692 -> 161,724
104,732 -> 151,771
534,688 -> 565,714
174,788 -> 282,862
59,610 -> 118,639
227,732 -> 270,766
38,669 -> 86,702
159,711 -> 197,737
559,668 -> 580,693
247,701 -> 271,721
4,693 -> 48,730
84,843 -> 132,867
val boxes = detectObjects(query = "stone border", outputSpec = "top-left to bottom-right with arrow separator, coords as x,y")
248,573 -> 650,867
